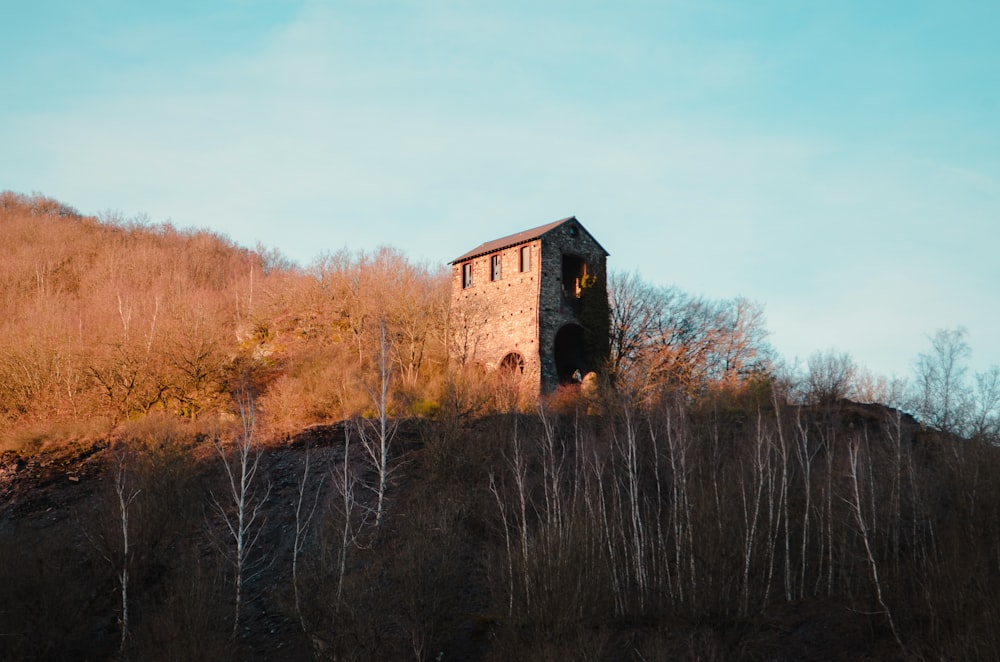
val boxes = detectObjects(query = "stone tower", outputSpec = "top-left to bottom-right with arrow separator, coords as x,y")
449,216 -> 609,394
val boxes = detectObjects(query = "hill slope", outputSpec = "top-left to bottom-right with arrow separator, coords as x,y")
2,400 -> 999,660
0,192 -> 449,446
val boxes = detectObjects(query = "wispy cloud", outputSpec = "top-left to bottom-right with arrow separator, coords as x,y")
2,0 -> 997,377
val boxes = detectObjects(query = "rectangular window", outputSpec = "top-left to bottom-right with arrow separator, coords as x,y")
491,254 -> 502,281
462,262 -> 473,288
519,245 -> 531,272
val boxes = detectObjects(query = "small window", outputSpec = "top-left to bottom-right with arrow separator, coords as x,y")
462,262 -> 473,288
491,254 -> 502,281
519,245 -> 531,272
562,254 -> 587,299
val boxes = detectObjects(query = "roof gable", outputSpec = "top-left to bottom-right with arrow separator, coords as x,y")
450,216 -> 609,264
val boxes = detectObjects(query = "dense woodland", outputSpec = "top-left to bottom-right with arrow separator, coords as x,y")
1,192 -> 999,660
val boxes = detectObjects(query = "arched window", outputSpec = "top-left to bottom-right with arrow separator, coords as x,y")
499,352 -> 525,376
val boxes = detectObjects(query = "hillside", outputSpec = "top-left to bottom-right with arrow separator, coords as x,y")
0,192 -> 261,431
0,191 -> 781,450
3,398 -> 1000,660
0,192 -> 449,448
3,192 -> 999,660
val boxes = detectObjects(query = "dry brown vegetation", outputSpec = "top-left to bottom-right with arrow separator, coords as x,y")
0,192 -> 451,449
2,192 -> 1000,660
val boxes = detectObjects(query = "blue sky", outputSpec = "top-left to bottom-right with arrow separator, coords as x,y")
2,0 -> 998,379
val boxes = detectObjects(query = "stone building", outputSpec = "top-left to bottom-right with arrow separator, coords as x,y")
449,216 -> 610,394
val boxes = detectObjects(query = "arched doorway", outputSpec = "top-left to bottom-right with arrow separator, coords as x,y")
553,324 -> 585,384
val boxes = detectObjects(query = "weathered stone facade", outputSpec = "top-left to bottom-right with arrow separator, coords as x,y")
450,217 -> 609,394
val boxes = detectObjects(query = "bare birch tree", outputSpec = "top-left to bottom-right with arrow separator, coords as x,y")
357,318 -> 398,527
490,417 -> 532,614
846,435 -> 904,653
292,445 -> 323,633
82,447 -> 142,655
210,391 -> 271,636
332,424 -> 363,606
112,453 -> 140,654
913,327 -> 972,435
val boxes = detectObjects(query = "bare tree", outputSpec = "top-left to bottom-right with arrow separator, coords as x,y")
661,402 -> 696,606
739,411 -> 768,616
112,452 -> 141,654
793,410 -> 819,599
357,318 -> 398,527
81,447 -> 143,655
805,350 -> 858,404
490,417 -> 532,615
710,297 -> 771,387
607,271 -> 659,392
292,445 -> 323,633
332,425 -> 363,606
608,271 -> 772,399
846,435 -> 904,653
913,327 -> 972,434
851,367 -> 908,408
210,391 -> 271,636
970,366 -> 1000,442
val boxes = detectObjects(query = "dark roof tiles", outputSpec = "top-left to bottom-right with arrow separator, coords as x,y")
450,216 -> 608,263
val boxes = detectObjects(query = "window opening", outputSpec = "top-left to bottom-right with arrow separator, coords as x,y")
561,254 -> 587,299
499,352 -> 525,375
491,254 -> 502,281
519,245 -> 531,272
462,262 -> 473,288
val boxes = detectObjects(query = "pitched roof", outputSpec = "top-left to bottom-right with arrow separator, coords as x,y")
449,216 -> 609,264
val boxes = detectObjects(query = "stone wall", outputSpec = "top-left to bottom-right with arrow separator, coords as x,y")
450,240 -> 542,388
537,223 -> 608,391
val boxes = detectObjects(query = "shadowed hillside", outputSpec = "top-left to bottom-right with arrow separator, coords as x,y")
2,397 -> 1000,660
